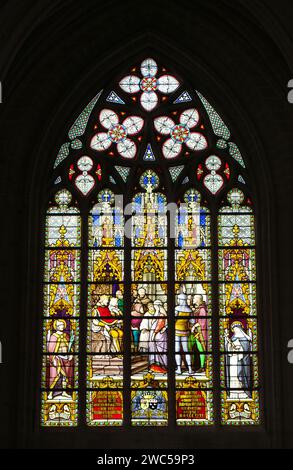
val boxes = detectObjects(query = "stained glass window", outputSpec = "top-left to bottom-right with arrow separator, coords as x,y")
42,57 -> 260,427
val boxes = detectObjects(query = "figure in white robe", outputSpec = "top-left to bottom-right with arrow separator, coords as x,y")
224,322 -> 252,399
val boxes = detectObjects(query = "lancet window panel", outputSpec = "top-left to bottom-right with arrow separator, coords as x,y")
41,189 -> 80,426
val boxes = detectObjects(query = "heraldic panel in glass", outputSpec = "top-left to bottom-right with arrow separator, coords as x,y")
41,57 -> 260,427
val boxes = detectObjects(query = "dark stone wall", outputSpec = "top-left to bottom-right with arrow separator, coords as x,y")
0,0 -> 293,448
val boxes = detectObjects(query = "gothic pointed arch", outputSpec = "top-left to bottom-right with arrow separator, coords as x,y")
42,56 -> 260,427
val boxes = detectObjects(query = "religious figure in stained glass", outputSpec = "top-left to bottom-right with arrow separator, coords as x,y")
132,287 -> 151,352
148,300 -> 168,373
